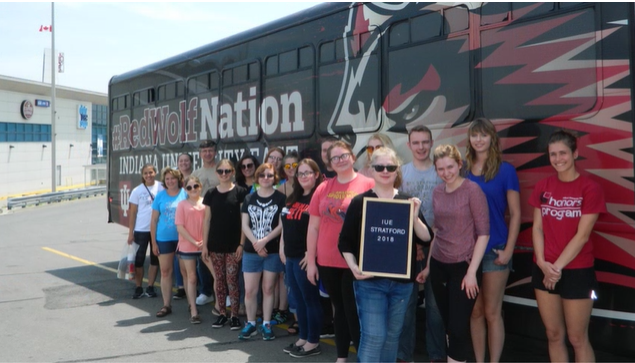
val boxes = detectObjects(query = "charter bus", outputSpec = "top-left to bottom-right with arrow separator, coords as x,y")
108,2 -> 635,355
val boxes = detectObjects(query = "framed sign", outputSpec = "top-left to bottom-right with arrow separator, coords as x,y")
359,198 -> 414,279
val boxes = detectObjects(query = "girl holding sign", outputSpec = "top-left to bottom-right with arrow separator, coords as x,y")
339,147 -> 433,363
417,144 -> 489,363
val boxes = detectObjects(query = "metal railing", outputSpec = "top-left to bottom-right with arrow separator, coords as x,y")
7,186 -> 106,210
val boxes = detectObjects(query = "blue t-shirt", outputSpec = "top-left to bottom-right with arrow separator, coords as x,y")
467,161 -> 519,251
151,188 -> 187,242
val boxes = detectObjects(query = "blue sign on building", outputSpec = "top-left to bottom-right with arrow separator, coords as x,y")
78,104 -> 88,130
35,99 -> 50,107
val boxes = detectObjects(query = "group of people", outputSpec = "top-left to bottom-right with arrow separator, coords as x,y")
126,118 -> 605,363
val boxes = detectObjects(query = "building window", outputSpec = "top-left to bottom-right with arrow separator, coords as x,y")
0,122 -> 51,142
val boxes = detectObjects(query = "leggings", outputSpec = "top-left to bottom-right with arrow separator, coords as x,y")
210,252 -> 240,317
318,265 -> 360,358
133,231 -> 158,268
430,257 -> 482,362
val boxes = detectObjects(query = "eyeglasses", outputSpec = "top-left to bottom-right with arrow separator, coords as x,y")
366,145 -> 383,154
284,162 -> 298,170
259,173 -> 275,179
329,153 -> 352,163
185,184 -> 200,191
372,165 -> 398,172
297,171 -> 315,178
241,163 -> 254,170
268,155 -> 283,162
216,169 -> 232,175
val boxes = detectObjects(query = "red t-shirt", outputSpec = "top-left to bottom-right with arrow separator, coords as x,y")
309,174 -> 375,268
529,175 -> 606,269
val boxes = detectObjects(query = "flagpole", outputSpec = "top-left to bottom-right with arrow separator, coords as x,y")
42,50 -> 45,83
51,2 -> 56,192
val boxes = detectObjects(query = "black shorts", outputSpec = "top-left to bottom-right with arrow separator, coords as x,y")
532,263 -> 597,300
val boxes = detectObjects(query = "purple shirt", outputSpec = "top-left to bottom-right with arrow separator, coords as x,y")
431,179 -> 489,264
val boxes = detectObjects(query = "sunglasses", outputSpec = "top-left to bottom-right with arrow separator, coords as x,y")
284,162 -> 298,170
372,164 -> 398,172
241,163 -> 254,170
297,171 -> 315,178
268,155 -> 283,162
185,184 -> 200,191
366,145 -> 383,154
216,169 -> 233,175
259,173 -> 275,179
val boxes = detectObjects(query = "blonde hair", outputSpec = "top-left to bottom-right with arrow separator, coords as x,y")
370,147 -> 403,188
365,133 -> 395,167
433,144 -> 462,166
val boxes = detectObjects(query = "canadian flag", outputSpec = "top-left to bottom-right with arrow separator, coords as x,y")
39,25 -> 52,32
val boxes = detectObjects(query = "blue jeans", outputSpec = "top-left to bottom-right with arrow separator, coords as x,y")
286,257 -> 323,343
397,259 -> 424,362
173,254 -> 183,287
354,279 -> 412,363
397,253 -> 446,362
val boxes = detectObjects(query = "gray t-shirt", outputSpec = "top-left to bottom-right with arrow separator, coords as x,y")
191,165 -> 220,196
399,162 -> 442,228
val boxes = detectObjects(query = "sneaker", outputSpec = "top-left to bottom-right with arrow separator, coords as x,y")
230,317 -> 242,330
290,345 -> 321,358
261,323 -> 275,341
173,288 -> 186,300
238,322 -> 258,340
319,324 -> 335,338
212,315 -> 228,328
145,286 -> 157,298
190,315 -> 202,324
273,310 -> 288,325
132,286 -> 144,299
196,293 -> 214,306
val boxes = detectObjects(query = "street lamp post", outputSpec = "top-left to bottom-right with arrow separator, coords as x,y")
51,2 -> 56,192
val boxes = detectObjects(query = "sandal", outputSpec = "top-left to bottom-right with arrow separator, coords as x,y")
190,315 -> 202,324
287,321 -> 299,335
156,306 -> 172,318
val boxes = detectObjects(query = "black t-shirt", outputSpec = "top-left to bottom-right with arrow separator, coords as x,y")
338,190 -> 434,282
241,190 -> 286,254
203,185 -> 248,253
281,193 -> 313,258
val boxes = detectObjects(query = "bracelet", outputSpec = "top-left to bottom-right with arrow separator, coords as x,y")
237,245 -> 243,249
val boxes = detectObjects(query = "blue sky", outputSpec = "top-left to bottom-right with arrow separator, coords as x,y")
0,2 -> 321,94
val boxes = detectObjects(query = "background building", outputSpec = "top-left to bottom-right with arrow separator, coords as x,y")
0,74 -> 108,202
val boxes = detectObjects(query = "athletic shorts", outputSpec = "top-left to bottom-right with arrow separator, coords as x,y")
532,263 -> 598,300
242,252 -> 284,273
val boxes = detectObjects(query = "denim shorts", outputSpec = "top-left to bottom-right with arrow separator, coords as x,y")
482,245 -> 512,273
157,240 -> 178,254
242,251 -> 284,273
177,251 -> 201,260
